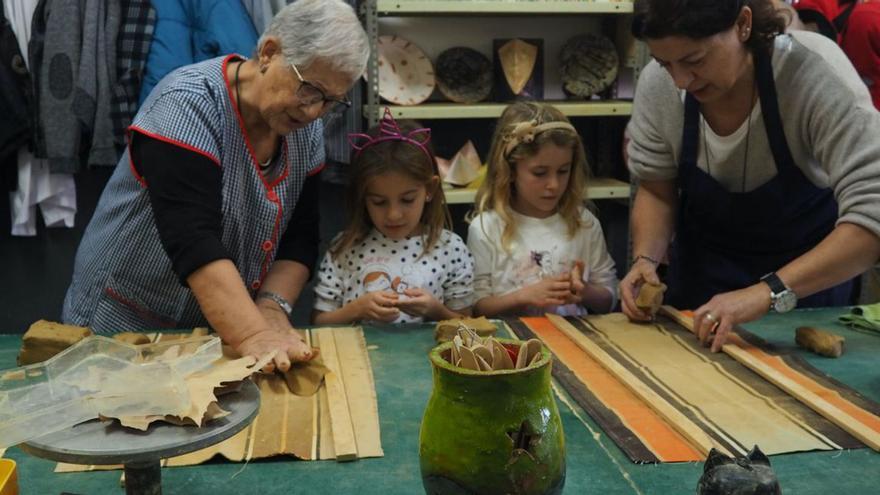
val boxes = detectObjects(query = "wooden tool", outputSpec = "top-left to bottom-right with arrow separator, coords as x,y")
17,320 -> 93,365
636,282 -> 667,317
796,327 -> 845,358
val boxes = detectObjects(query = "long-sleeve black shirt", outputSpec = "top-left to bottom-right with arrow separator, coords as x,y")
130,132 -> 320,285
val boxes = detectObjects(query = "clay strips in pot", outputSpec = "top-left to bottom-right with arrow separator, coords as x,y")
450,325 -> 541,371
420,325 -> 566,495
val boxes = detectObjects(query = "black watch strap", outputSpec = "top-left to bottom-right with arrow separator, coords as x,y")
760,272 -> 786,294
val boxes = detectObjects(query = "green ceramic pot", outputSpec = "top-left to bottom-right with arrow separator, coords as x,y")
419,339 -> 565,495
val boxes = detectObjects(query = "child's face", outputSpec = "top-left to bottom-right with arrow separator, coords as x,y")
364,171 -> 435,240
511,144 -> 573,218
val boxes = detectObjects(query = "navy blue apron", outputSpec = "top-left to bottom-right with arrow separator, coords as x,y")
665,46 -> 853,310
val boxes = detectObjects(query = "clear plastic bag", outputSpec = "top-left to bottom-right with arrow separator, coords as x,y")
0,335 -> 221,448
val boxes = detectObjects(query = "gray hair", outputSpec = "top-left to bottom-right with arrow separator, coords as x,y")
259,0 -> 370,81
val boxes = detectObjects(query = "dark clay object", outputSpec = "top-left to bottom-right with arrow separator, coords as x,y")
697,446 -> 781,495
435,47 -> 492,103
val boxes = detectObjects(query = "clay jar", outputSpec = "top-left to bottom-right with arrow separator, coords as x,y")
419,339 -> 565,494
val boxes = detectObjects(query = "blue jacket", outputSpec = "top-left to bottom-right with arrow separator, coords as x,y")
139,0 -> 258,104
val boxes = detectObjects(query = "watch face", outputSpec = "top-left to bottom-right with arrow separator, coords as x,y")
773,290 -> 797,313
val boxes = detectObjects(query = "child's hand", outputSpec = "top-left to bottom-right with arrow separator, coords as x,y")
396,288 -> 443,319
355,291 -> 400,323
567,261 -> 586,304
517,275 -> 572,308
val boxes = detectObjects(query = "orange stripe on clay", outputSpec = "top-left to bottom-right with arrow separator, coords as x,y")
680,310 -> 880,433
520,317 -> 703,462
728,334 -> 880,432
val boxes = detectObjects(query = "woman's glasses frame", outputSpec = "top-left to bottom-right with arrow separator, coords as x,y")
289,62 -> 351,115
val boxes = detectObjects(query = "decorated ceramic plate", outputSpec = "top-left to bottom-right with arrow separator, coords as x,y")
377,35 -> 435,106
435,47 -> 493,104
560,34 -> 619,98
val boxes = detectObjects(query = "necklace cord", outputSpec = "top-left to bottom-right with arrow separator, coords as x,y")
701,81 -> 757,193
234,59 -> 243,112
235,59 -> 276,172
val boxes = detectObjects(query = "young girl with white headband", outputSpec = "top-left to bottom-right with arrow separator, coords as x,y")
312,109 -> 474,324
468,101 -> 618,317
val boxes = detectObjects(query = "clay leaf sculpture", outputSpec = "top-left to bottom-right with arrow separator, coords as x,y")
283,358 -> 330,396
0,335 -> 222,448
116,352 -> 274,431
449,325 -> 542,371
635,281 -> 667,318
795,326 -> 845,358
499,39 -> 538,95
697,446 -> 781,495
440,140 -> 482,187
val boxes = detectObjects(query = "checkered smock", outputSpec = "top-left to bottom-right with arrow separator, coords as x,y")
63,55 -> 325,333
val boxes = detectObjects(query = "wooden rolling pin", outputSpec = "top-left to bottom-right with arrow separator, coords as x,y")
795,326 -> 845,358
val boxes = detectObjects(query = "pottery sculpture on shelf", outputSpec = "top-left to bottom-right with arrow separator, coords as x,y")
559,33 -> 619,99
435,47 -> 493,104
376,35 -> 435,106
437,140 -> 482,187
494,38 -> 544,101
419,334 -> 566,495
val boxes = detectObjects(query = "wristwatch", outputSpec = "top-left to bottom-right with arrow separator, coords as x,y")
759,272 -> 797,313
257,291 -> 293,317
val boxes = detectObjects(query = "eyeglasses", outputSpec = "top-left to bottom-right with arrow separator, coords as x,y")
289,62 -> 351,115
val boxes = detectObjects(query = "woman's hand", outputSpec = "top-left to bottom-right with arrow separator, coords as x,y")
354,291 -> 400,323
235,326 -> 317,373
620,258 -> 661,321
516,275 -> 572,308
693,283 -> 772,353
396,288 -> 445,319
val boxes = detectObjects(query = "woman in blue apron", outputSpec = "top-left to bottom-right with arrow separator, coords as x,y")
63,0 -> 370,372
620,0 -> 880,351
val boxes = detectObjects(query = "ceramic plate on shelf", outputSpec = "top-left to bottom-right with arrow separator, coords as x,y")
376,35 -> 435,106
560,33 -> 619,98
435,47 -> 493,104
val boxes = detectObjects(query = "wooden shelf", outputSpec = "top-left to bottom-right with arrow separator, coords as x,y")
367,101 -> 632,120
376,1 -> 634,15
444,177 -> 630,204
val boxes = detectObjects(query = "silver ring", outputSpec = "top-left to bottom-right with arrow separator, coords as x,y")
705,313 -> 716,322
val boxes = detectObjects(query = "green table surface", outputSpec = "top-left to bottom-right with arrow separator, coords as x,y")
2,308 -> 880,494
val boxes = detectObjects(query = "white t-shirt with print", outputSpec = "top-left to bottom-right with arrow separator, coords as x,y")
467,208 -> 618,316
313,229 -> 475,323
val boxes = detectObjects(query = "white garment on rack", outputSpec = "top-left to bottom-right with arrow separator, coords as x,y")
3,0 -> 38,69
10,149 -> 77,236
4,0 -> 78,236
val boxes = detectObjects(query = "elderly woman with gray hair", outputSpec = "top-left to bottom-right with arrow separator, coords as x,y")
62,0 -> 369,372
